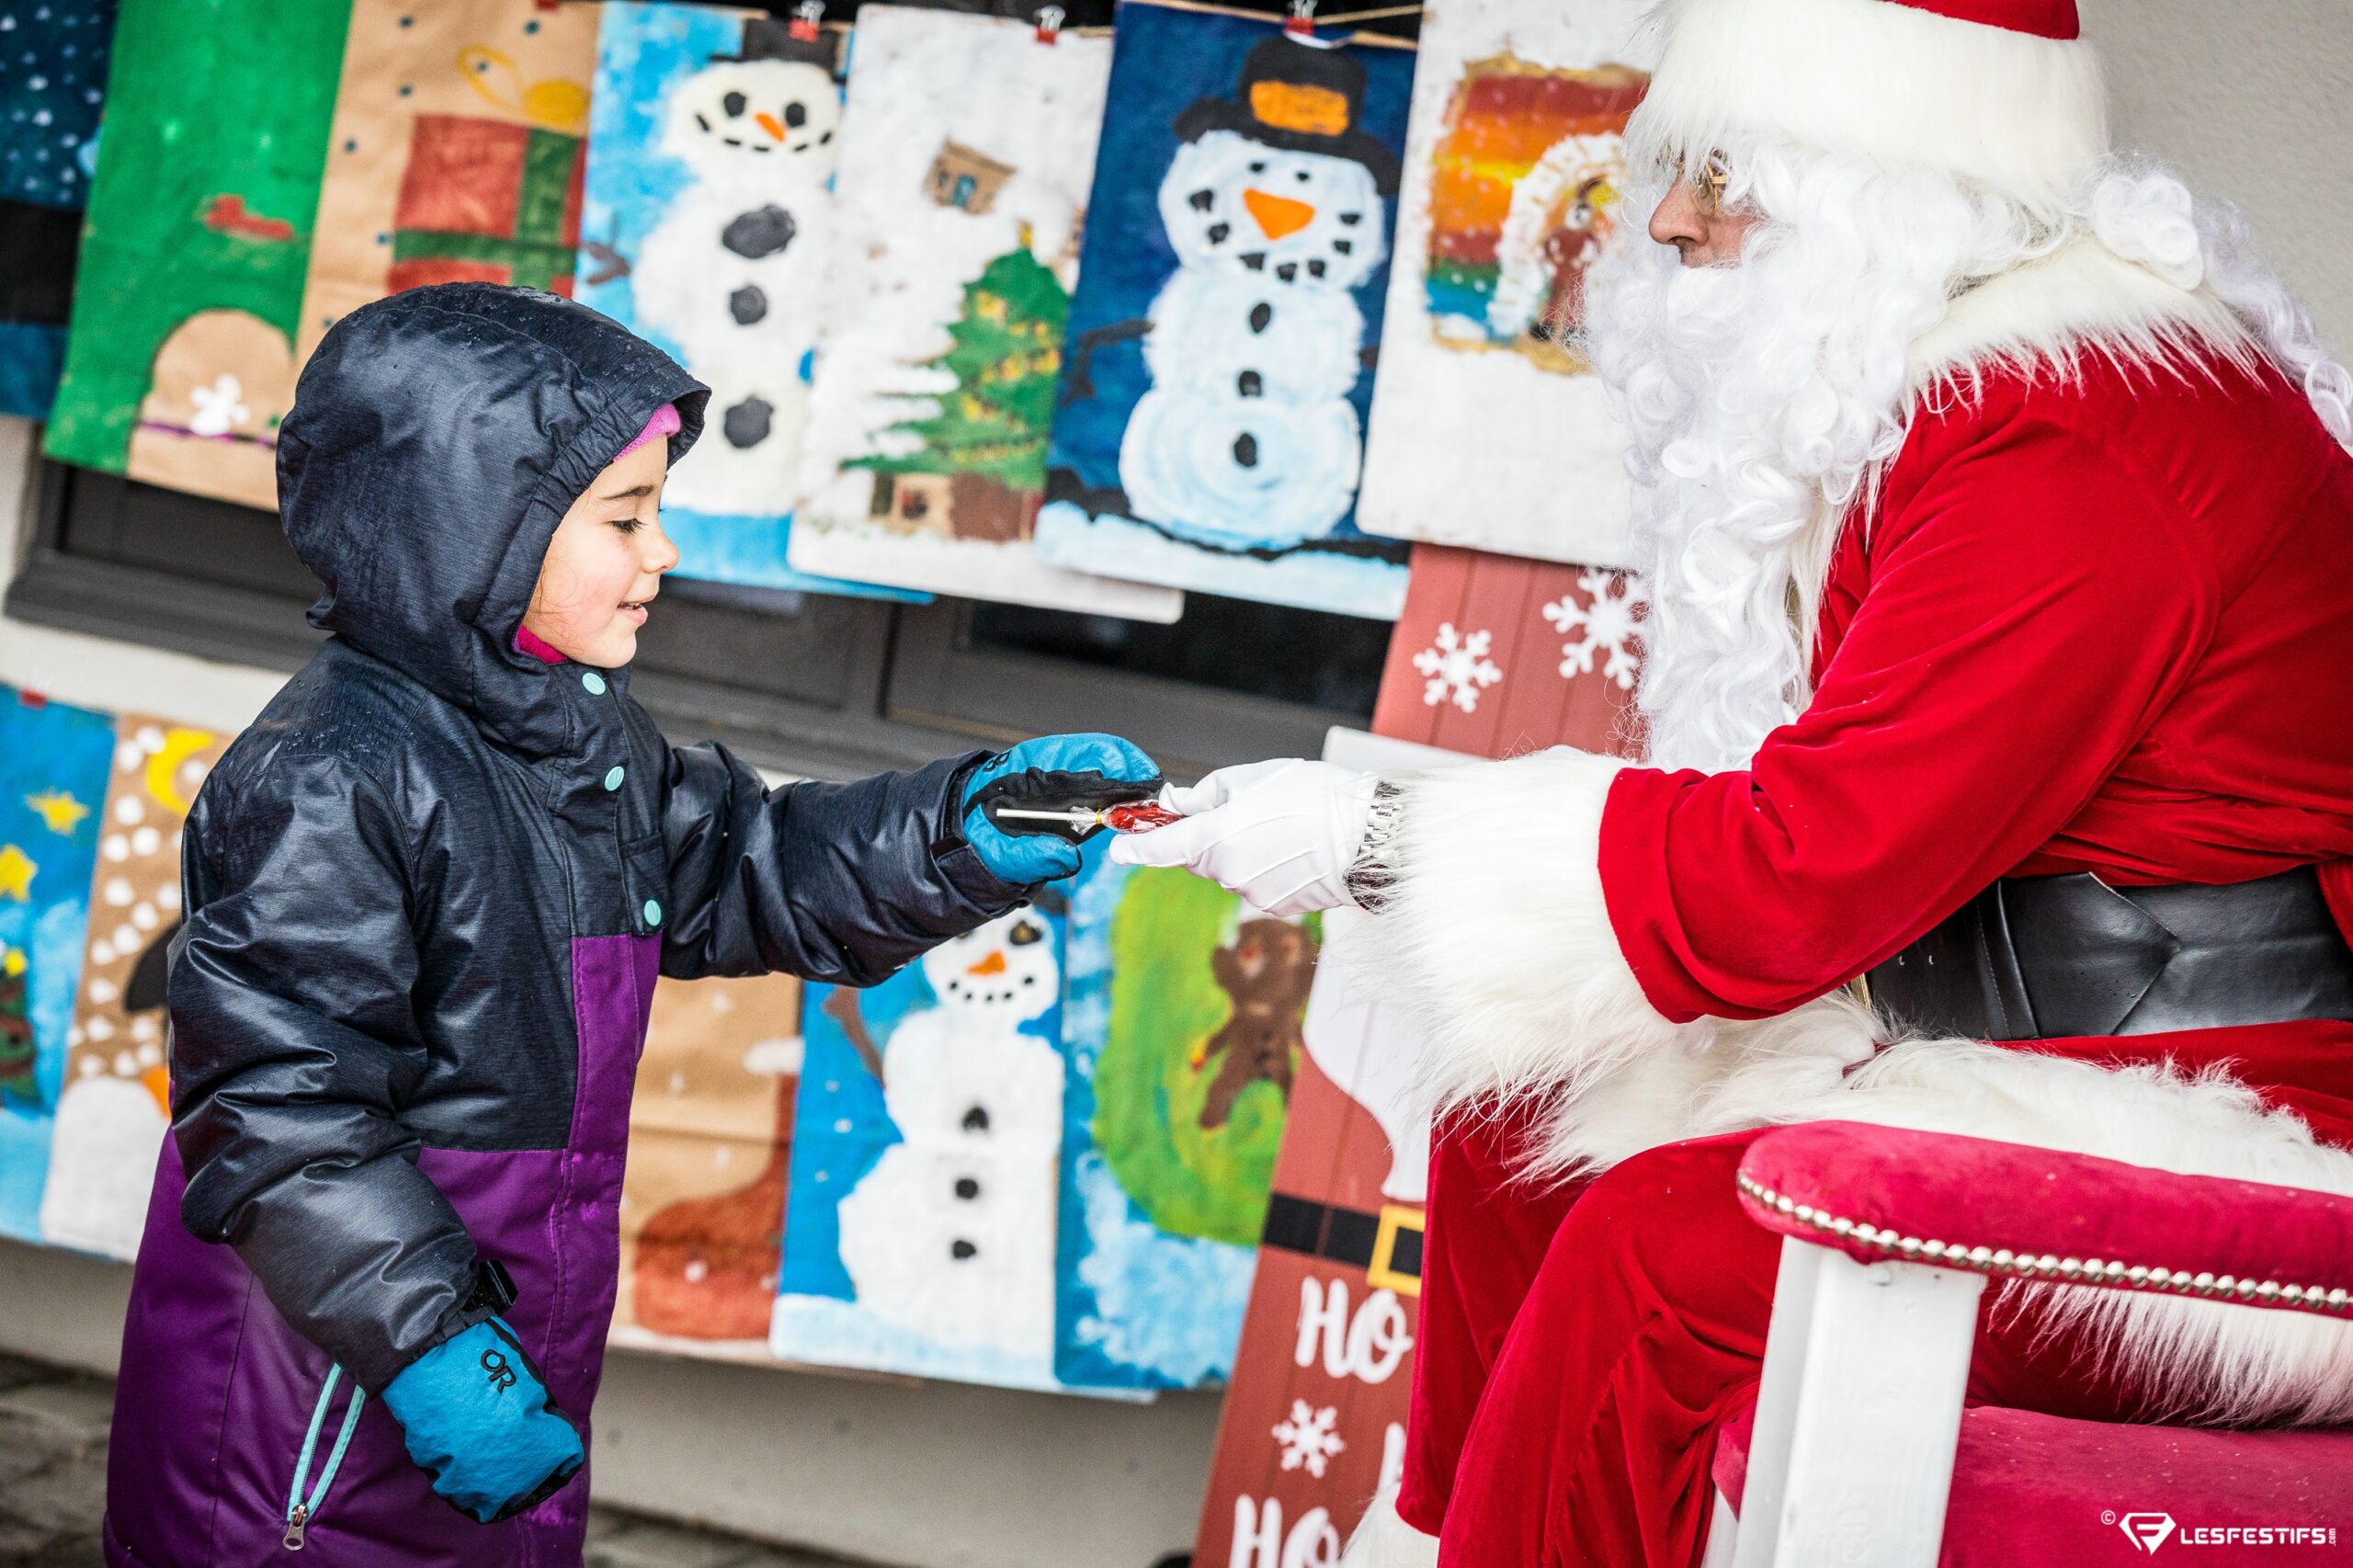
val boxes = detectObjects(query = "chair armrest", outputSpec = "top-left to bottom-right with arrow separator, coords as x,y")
1736,1121 -> 2353,1319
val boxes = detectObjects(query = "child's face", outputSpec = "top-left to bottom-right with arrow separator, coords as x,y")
522,437 -> 678,668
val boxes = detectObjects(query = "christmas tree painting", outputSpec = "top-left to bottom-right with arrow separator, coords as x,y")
0,946 -> 33,1105
852,247 -> 1067,544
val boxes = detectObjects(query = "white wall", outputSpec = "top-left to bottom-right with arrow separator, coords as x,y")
2087,0 -> 2353,351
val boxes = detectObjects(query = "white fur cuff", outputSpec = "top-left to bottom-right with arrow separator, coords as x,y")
1351,748 -> 1681,1117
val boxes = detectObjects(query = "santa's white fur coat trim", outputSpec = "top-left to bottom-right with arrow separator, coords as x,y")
1356,745 -> 2353,1423
1340,1491 -> 1439,1568
1631,0 -> 2109,220
1910,233 -> 2260,398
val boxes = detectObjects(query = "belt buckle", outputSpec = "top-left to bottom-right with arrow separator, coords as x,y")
1365,1203 -> 1425,1299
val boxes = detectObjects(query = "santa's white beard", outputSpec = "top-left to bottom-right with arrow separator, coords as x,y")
1582,163 -> 1988,775
1582,149 -> 2353,778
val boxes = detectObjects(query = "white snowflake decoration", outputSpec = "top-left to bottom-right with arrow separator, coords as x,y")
187,374 -> 250,440
1271,1399 -> 1347,1479
1543,571 -> 1648,692
1412,621 -> 1503,714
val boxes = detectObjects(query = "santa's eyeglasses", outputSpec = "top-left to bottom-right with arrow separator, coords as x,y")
1673,153 -> 1733,217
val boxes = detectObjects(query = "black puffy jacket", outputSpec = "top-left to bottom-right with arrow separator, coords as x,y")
105,284 -> 1023,1568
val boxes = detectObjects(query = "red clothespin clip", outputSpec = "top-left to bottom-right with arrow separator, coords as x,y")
1034,4 -> 1066,44
790,0 -> 824,43
1285,0 -> 1316,38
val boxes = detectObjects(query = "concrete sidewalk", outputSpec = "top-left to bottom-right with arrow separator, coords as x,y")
0,1353 -> 861,1567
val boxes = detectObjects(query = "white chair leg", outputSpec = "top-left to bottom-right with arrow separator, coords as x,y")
1700,1491 -> 1740,1568
1734,1238 -> 1984,1568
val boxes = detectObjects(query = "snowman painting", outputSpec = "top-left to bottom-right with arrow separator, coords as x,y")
1094,36 -> 1398,551
631,20 -> 842,515
831,908 -> 1066,1359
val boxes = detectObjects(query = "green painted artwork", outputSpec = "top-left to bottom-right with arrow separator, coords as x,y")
1055,845 -> 1318,1389
42,0 -> 351,511
1096,868 -> 1307,1244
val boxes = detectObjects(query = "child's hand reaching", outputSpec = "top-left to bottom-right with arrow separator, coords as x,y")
381,1318 -> 585,1524
961,733 -> 1161,884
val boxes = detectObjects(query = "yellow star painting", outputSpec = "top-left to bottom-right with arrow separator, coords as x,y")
25,790 -> 91,836
0,844 -> 35,903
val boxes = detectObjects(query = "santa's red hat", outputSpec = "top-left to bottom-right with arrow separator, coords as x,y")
1631,0 -> 2109,217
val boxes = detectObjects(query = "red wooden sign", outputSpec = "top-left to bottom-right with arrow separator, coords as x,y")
1190,938 -> 1426,1566
1370,542 -> 1647,759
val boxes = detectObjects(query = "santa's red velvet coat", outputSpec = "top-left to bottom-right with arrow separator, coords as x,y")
1348,237 -> 2353,1566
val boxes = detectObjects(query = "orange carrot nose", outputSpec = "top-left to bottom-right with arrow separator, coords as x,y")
967,950 -> 1008,976
1243,188 -> 1315,241
755,110 -> 787,140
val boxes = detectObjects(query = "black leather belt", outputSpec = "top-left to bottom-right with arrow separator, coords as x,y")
1866,867 -> 2353,1041
1261,1193 -> 1425,1295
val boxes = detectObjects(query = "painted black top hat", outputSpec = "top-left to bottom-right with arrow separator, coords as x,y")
712,17 -> 840,75
1173,34 -> 1401,195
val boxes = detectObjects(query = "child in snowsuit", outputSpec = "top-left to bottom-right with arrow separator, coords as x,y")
102,283 -> 1155,1567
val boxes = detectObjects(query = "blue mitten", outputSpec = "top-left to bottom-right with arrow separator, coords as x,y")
381,1319 -> 585,1524
960,733 -> 1160,884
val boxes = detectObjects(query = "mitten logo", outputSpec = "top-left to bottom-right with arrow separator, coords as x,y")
2118,1514 -> 2177,1553
480,1347 -> 517,1393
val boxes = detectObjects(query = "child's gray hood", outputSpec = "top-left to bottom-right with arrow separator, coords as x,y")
275,283 -> 707,751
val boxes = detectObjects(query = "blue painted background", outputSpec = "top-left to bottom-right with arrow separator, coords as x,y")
0,688 -> 118,1239
1040,2 -> 1414,614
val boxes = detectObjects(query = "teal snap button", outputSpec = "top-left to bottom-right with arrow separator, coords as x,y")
582,672 -> 607,696
642,899 -> 663,927
603,766 -> 625,791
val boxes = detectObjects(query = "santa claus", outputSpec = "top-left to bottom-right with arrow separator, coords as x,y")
1116,0 -> 2353,1563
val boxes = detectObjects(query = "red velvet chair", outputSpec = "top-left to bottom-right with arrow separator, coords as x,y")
1705,1122 -> 2353,1567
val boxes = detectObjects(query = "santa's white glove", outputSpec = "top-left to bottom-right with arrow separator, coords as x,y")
1108,758 -> 1376,916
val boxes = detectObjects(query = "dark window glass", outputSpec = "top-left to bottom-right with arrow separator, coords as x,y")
968,595 -> 1387,717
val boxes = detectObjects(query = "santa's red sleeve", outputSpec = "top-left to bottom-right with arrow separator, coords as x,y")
1359,397 -> 2219,1109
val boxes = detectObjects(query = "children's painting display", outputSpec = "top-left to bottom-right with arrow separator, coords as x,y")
773,906 -> 1075,1390
614,971 -> 803,1356
1188,728 -> 1460,1564
0,0 -> 117,418
1053,839 -> 1312,1390
295,0 -> 600,361
1356,0 -> 1651,566
43,0 -> 351,510
1371,542 -> 1646,759
1034,5 -> 1415,619
582,3 -> 915,598
0,689 -> 118,1244
40,716 -> 226,1258
788,7 -> 1180,620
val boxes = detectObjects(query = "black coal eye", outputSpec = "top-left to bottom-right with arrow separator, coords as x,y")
1294,169 -> 1310,183
1248,160 -> 1266,174
722,90 -> 746,118
1339,212 -> 1363,225
1010,920 -> 1043,946
784,100 -> 807,129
